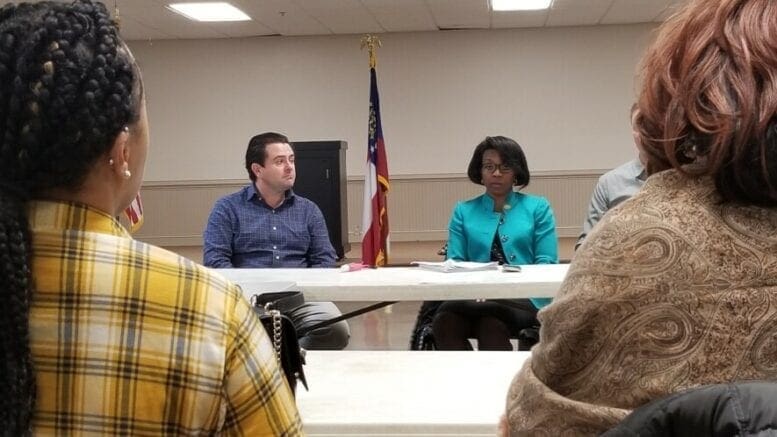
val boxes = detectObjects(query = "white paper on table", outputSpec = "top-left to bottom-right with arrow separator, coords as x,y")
410,260 -> 499,273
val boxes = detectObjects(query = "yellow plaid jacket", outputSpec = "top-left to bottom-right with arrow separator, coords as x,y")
27,200 -> 303,436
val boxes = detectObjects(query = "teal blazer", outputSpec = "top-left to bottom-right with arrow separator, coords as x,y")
447,190 -> 558,309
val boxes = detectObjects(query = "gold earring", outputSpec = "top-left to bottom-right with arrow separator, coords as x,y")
123,169 -> 132,179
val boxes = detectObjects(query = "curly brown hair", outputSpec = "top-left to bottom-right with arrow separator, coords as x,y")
636,0 -> 777,205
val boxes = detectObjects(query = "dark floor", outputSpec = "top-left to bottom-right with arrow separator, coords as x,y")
336,301 -> 422,350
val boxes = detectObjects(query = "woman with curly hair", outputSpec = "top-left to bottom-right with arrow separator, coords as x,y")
504,0 -> 777,434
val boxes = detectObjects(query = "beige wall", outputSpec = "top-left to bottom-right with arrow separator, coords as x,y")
128,23 -> 655,182
127,24 -> 654,260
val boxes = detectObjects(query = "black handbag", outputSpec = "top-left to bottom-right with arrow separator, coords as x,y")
252,291 -> 308,395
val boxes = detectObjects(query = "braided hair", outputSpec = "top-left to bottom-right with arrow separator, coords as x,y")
0,1 -> 141,433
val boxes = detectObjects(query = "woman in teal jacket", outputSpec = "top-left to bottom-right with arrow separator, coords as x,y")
432,136 -> 558,350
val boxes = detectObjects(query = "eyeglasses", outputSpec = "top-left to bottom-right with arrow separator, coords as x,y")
482,163 -> 513,174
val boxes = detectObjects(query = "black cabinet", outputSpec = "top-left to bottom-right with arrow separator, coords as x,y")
292,140 -> 350,260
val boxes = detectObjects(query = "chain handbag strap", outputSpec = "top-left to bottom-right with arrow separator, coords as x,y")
265,302 -> 283,364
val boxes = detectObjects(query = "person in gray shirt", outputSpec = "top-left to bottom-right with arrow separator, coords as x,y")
576,106 -> 646,250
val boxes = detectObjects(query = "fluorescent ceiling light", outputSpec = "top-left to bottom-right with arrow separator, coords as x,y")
167,2 -> 251,22
491,0 -> 552,11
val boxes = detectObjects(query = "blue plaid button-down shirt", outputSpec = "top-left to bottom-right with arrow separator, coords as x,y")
203,184 -> 336,268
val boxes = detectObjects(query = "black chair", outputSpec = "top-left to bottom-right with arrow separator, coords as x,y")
408,300 -> 539,351
409,241 -> 540,351
409,301 -> 441,350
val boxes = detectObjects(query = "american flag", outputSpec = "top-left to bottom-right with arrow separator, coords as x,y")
124,193 -> 144,233
361,67 -> 389,266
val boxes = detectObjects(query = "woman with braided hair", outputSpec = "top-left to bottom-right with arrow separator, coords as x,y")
0,1 -> 301,434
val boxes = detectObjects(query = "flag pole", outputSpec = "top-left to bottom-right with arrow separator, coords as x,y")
359,34 -> 390,266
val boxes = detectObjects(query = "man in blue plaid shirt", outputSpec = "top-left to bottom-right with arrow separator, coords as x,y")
204,132 -> 350,350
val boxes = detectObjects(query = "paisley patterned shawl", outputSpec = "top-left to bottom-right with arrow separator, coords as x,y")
506,169 -> 777,435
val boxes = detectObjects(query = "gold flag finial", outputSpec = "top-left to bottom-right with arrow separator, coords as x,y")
112,0 -> 121,30
360,34 -> 381,69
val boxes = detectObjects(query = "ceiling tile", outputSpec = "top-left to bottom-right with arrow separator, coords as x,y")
546,0 -> 614,27
119,15 -> 174,41
201,19 -> 279,38
426,0 -> 490,30
361,0 -> 438,33
601,0 -> 673,25
654,0 -> 688,22
294,0 -> 384,34
231,0 -> 332,35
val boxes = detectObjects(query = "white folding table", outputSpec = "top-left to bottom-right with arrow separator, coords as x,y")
215,264 -> 569,337
296,350 -> 530,436
215,264 -> 569,302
